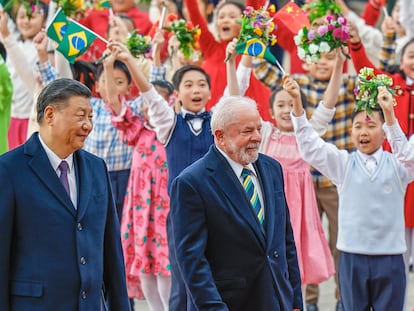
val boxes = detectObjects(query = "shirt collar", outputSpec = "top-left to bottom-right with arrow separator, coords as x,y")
181,107 -> 206,118
215,146 -> 257,178
38,134 -> 74,172
357,147 -> 383,164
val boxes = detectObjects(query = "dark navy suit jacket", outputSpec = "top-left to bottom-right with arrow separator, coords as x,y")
168,145 -> 303,310
0,133 -> 130,311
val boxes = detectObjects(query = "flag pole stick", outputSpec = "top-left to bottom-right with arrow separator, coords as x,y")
274,58 -> 286,75
382,6 -> 389,17
152,4 -> 167,59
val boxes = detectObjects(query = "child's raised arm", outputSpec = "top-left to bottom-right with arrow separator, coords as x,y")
225,38 -> 239,96
285,75 -> 303,117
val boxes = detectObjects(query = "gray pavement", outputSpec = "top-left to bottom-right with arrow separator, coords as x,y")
132,271 -> 414,310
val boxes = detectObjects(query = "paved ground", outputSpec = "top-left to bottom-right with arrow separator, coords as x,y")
132,270 -> 414,310
133,214 -> 414,310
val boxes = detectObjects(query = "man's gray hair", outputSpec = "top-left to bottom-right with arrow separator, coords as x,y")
211,96 -> 258,132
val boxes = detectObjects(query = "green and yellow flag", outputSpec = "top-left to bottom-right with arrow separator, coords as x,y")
97,0 -> 111,9
46,8 -> 68,43
56,21 -> 97,63
236,37 -> 277,64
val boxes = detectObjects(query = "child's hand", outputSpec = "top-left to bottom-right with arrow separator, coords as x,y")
33,29 -> 48,62
348,21 -> 360,44
282,75 -> 300,99
377,86 -> 394,113
0,10 -> 10,40
108,15 -> 130,42
152,28 -> 165,47
377,86 -> 396,126
107,40 -> 133,63
225,38 -> 238,63
381,16 -> 397,36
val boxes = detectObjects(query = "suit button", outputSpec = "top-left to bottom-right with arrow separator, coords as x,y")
80,257 -> 86,265
273,251 -> 279,258
77,223 -> 83,231
81,291 -> 87,299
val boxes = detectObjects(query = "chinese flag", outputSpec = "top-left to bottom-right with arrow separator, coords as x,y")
273,2 -> 310,53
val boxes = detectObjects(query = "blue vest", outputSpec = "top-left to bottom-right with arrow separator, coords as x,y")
166,114 -> 214,189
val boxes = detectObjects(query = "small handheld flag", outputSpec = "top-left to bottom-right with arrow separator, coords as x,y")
56,21 -> 98,63
46,8 -> 68,43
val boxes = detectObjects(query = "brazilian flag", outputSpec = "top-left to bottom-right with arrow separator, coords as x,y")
46,8 -> 68,43
56,21 -> 97,63
98,0 -> 111,9
236,36 -> 277,65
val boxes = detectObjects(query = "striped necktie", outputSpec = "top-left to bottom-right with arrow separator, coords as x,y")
241,166 -> 264,224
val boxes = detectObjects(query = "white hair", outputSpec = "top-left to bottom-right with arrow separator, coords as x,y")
210,96 -> 258,132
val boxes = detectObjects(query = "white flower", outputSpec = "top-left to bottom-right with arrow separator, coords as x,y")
305,55 -> 313,64
309,43 -> 319,55
297,28 -> 304,37
311,55 -> 319,63
319,41 -> 331,53
294,34 -> 302,45
297,47 -> 307,60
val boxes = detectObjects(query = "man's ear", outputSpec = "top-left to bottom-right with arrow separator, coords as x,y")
43,106 -> 56,125
214,129 -> 224,145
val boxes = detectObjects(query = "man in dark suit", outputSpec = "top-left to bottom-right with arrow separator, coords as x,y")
0,79 -> 131,310
168,96 -> 303,311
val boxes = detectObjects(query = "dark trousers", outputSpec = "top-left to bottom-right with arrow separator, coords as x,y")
109,169 -> 130,223
338,252 -> 406,310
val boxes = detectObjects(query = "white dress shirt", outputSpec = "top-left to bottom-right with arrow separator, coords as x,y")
39,134 -> 77,209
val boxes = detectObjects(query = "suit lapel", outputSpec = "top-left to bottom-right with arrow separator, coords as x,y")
206,147 -> 266,248
74,150 -> 93,220
26,134 -> 76,218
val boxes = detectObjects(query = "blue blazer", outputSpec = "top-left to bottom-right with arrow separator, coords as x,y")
169,145 -> 303,311
0,133 -> 130,311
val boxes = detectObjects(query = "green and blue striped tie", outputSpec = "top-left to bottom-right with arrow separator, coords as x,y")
241,166 -> 264,224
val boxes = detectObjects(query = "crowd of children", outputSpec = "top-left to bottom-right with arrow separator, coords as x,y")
0,0 -> 414,310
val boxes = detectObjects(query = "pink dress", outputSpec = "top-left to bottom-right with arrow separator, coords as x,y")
112,107 -> 170,299
263,127 -> 335,284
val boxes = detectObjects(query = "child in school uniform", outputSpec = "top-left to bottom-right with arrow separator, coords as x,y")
292,85 -> 410,310
107,39 -> 213,311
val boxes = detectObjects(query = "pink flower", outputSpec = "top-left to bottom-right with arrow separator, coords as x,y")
243,6 -> 254,16
333,28 -> 342,39
328,24 -> 335,31
317,25 -> 328,36
307,29 -> 315,40
337,16 -> 347,25
325,15 -> 333,23
353,88 -> 358,96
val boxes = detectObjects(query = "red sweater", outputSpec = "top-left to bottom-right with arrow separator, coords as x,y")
79,7 -> 152,62
350,41 -> 414,227
185,0 -> 272,122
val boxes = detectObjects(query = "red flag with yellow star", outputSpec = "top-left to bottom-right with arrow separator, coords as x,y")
273,2 -> 310,52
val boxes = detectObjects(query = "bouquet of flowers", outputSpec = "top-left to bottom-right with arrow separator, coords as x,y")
294,15 -> 349,64
354,67 -> 397,115
125,30 -> 152,58
53,0 -> 87,18
233,4 -> 278,63
302,0 -> 342,23
164,14 -> 201,60
238,5 -> 278,46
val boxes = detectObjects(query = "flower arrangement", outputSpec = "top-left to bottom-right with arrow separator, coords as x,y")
294,15 -> 349,64
354,67 -> 397,115
53,0 -> 86,18
237,4 -> 278,47
302,0 -> 342,23
164,14 -> 201,60
125,30 -> 152,58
